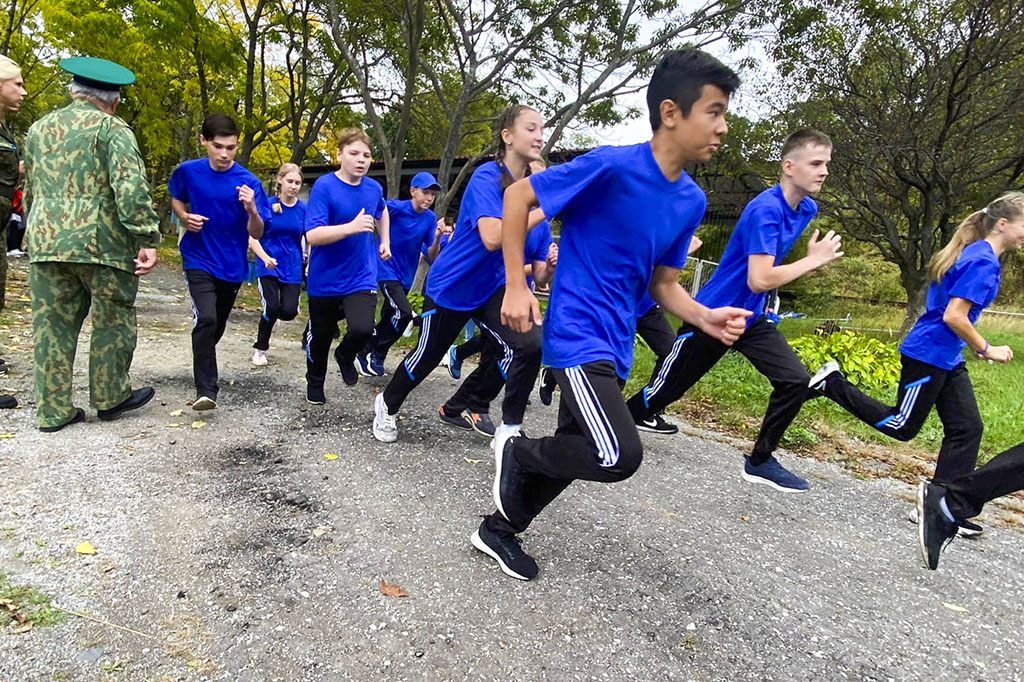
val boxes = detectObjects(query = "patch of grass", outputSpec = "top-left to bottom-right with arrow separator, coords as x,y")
0,571 -> 66,628
156,232 -> 183,268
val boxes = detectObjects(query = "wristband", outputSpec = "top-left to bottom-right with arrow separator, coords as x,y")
975,341 -> 989,358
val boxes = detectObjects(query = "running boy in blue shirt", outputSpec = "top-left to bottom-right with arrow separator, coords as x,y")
475,49 -> 750,581
169,113 -> 272,410
357,171 -> 449,377
624,129 -> 841,493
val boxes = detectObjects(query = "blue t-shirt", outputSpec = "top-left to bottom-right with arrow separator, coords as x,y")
525,219 -> 554,289
169,159 -> 273,282
900,240 -> 1001,369
255,199 -> 306,284
696,184 -> 817,324
532,143 -> 705,379
377,199 -> 436,289
638,292 -> 658,317
304,172 -> 386,297
426,161 -> 509,310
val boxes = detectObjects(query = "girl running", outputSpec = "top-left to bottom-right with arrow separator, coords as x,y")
811,191 -> 1023,530
249,163 -> 306,366
372,105 -> 547,443
304,128 -> 390,404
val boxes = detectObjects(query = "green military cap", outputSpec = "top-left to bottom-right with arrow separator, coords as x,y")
59,56 -> 135,91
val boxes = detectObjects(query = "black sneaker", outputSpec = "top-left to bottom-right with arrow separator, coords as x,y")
39,407 -> 86,433
438,405 -> 472,430
307,385 -> 326,405
957,519 -> 984,538
466,411 -> 496,437
471,521 -> 538,581
538,367 -> 556,406
335,346 -> 358,386
0,394 -> 16,409
0,357 -> 7,375
635,412 -> 678,435
493,431 -> 528,524
97,387 -> 156,421
918,481 -> 958,570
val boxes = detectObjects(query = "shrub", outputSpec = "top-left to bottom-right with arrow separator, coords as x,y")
791,330 -> 901,391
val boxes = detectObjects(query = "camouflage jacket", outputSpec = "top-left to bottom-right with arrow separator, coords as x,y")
0,122 -> 19,201
24,99 -> 160,273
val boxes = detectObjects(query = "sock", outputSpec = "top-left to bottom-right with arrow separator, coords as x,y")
939,496 -> 957,523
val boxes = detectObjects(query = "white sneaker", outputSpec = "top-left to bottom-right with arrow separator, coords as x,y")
373,393 -> 398,443
251,349 -> 268,366
402,320 -> 415,338
808,360 -> 840,391
192,395 -> 217,411
490,423 -> 522,451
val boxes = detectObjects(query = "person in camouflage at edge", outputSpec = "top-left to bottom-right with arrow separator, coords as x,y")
24,56 -> 161,432
0,55 -> 27,407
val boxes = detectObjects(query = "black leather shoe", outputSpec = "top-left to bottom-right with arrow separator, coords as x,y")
97,387 -> 156,421
0,394 -> 16,409
39,407 -> 86,432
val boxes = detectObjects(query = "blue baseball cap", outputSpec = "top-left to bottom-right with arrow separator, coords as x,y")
411,171 -> 441,190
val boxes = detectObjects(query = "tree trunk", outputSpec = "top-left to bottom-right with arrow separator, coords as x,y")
899,271 -> 930,336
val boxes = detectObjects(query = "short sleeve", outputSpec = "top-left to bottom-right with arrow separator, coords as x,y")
251,180 -> 273,221
372,187 -> 385,220
167,163 -> 189,202
741,205 -> 783,257
462,165 -> 504,226
420,209 -> 438,255
656,231 -> 692,270
304,178 -> 330,232
530,149 -> 608,219
949,257 -> 1000,306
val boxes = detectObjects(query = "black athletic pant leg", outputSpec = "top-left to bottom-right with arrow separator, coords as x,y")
486,360 -> 642,535
305,295 -> 345,391
254,277 -> 301,350
463,286 -> 543,425
636,304 -> 676,381
734,318 -> 814,464
369,280 -> 414,361
185,268 -> 241,399
337,291 -> 378,362
818,354 -> 949,442
625,324 -> 728,423
382,304 -> 472,414
944,442 -> 1024,520
455,333 -> 484,361
931,364 -> 983,484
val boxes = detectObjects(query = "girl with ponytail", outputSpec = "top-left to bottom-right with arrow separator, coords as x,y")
248,163 -> 306,366
811,191 -> 1024,536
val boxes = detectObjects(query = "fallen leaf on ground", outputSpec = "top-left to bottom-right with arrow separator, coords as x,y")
312,527 -> 330,538
168,409 -> 184,417
740,515 -> 750,522
166,423 -> 183,428
0,432 -> 15,439
13,622 -> 33,634
0,598 -> 18,611
75,542 -> 97,555
190,421 -> 207,429
379,579 -> 408,598
942,602 -> 969,613
324,453 -> 338,460
463,457 -> 481,464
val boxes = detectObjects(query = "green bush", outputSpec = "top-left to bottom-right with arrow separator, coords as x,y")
791,330 -> 901,391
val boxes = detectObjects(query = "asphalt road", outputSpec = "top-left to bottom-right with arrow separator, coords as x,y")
1,263 -> 1022,681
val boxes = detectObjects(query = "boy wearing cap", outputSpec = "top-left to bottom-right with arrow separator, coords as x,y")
24,56 -> 162,430
356,172 -> 450,376
168,113 -> 272,411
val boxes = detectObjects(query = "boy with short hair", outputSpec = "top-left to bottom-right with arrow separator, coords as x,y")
169,113 -> 272,410
475,48 -> 749,581
625,128 -> 842,493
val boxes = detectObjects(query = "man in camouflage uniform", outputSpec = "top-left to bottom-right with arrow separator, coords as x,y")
24,56 -> 161,431
0,55 -> 26,395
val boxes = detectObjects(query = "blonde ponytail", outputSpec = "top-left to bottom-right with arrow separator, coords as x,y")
929,191 -> 1024,281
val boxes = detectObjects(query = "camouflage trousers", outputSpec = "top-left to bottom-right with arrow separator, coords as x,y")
0,197 -> 10,313
30,262 -> 139,428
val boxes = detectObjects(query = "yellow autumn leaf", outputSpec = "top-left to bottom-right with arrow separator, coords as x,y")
0,432 -> 15,439
169,409 -> 184,417
167,423 -> 183,428
942,602 -> 969,613
324,453 -> 338,460
191,421 -> 207,429
75,542 -> 97,555
463,457 -> 482,464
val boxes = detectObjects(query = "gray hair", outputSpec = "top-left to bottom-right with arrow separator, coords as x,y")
69,81 -> 120,105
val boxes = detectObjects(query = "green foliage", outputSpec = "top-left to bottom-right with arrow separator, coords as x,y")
790,330 -> 901,391
407,290 -> 425,316
0,571 -> 66,628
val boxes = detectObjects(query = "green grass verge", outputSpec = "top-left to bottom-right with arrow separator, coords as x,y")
0,571 -> 66,628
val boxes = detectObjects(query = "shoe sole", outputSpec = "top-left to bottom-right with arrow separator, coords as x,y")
740,471 -> 809,494
492,436 -> 510,520
470,422 -> 495,437
438,411 -> 473,430
192,398 -> 217,411
635,422 -> 679,435
97,389 -> 156,421
808,361 -> 840,390
306,397 -> 326,405
373,395 -> 398,443
355,359 -> 378,377
917,482 -> 932,569
909,505 -> 982,538
470,529 -> 530,581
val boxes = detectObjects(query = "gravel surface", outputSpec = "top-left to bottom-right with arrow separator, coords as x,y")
1,262 -> 1023,681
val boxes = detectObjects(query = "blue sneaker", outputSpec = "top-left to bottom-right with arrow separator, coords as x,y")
442,345 -> 462,379
741,456 -> 809,493
355,352 -> 381,377
369,353 -> 386,376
